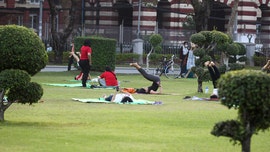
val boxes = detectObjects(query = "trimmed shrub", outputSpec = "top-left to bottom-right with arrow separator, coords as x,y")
0,25 -> 48,76
115,53 -> 140,64
74,36 -> 117,71
0,69 -> 43,104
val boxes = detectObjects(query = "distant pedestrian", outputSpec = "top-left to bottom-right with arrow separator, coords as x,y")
67,42 -> 75,71
180,41 -> 190,77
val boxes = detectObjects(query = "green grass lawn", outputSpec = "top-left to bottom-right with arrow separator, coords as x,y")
0,70 -> 269,152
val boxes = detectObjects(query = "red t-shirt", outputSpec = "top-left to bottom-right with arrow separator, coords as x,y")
80,45 -> 92,60
100,71 -> 118,86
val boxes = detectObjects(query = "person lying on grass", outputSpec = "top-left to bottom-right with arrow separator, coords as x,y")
102,87 -> 134,103
122,62 -> 162,94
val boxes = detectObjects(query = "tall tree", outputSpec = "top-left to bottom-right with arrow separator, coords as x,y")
190,0 -> 214,32
226,0 -> 239,38
47,0 -> 78,63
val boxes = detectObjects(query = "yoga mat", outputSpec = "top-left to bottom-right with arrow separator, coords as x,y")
72,98 -> 162,105
183,96 -> 219,101
43,83 -> 89,87
43,83 -> 116,89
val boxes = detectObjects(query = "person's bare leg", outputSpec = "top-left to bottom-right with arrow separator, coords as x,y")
130,62 -> 141,69
69,52 -> 80,62
264,60 -> 270,70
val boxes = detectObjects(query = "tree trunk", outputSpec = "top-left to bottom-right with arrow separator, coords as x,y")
0,109 -> 4,121
48,0 -> 77,64
52,36 -> 65,64
226,0 -> 239,38
0,89 -> 13,121
190,0 -> 213,32
241,135 -> 251,152
197,78 -> 203,93
146,48 -> 153,72
0,89 -> 5,121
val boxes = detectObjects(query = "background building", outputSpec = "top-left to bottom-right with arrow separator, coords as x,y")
0,0 -> 270,52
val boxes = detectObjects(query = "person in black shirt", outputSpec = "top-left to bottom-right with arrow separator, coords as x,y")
130,62 -> 162,94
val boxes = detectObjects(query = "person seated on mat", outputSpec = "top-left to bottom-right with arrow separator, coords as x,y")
98,66 -> 118,87
204,61 -> 220,99
128,62 -> 162,94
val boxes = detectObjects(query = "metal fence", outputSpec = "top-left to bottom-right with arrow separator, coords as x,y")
39,24 -> 270,57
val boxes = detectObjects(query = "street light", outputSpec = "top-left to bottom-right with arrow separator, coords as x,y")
39,0 -> 44,39
137,0 -> 141,39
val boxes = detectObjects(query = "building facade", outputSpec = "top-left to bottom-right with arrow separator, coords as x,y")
0,0 -> 270,48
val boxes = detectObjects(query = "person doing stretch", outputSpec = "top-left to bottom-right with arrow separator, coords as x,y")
129,62 -> 162,94
204,61 -> 220,98
204,61 -> 220,89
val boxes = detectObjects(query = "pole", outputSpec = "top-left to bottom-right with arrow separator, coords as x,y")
39,0 -> 44,39
81,0 -> 85,36
137,0 -> 141,39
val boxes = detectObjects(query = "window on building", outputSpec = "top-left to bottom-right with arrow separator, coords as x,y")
18,16 -> 23,26
30,14 -> 38,30
30,0 -> 40,4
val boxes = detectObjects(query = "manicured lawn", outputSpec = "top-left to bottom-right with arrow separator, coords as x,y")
0,70 -> 269,152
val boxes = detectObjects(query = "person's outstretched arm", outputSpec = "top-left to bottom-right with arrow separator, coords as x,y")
149,86 -> 162,94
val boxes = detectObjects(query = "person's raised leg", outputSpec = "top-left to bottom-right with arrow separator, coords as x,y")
130,62 -> 141,69
130,62 -> 160,83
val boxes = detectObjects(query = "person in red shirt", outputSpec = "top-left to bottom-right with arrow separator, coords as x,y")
98,66 -> 118,87
78,39 -> 92,87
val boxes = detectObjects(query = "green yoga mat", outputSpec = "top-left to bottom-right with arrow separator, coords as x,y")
43,83 -> 116,89
72,98 -> 162,105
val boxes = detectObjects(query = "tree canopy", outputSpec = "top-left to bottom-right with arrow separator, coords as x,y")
211,69 -> 270,152
0,25 -> 47,75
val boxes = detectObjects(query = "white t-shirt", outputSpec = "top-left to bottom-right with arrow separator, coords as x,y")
183,47 -> 189,55
114,93 -> 135,102
186,50 -> 195,70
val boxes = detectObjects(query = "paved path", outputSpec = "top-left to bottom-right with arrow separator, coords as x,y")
41,65 -> 156,74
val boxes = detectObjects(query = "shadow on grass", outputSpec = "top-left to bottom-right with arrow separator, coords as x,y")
0,120 -> 87,128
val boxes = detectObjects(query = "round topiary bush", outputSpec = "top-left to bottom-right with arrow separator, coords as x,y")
0,69 -> 43,104
0,25 -> 48,76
